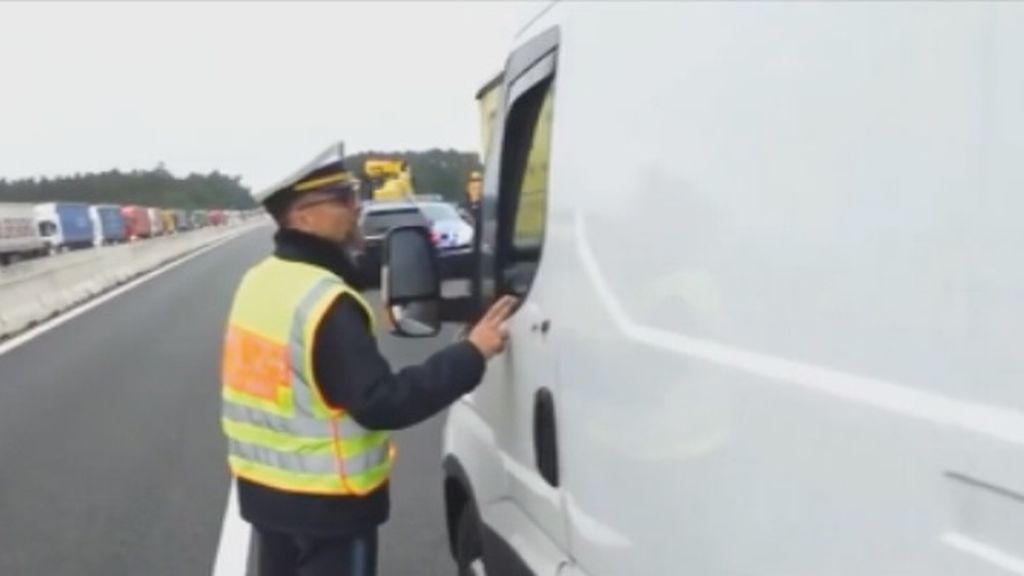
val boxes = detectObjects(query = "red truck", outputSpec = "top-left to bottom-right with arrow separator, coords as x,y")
208,209 -> 227,227
121,205 -> 152,240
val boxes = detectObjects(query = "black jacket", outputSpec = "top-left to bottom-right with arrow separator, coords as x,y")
237,228 -> 486,536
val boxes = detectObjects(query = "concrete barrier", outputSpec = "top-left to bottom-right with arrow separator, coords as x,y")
0,221 -> 265,340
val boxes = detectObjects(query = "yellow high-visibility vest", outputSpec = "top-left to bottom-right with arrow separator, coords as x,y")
221,257 -> 394,496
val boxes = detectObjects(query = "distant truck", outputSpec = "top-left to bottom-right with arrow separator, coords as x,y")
0,202 -> 47,265
190,210 -> 209,229
159,209 -> 177,235
89,205 -> 127,247
148,208 -> 164,237
34,202 -> 94,253
208,209 -> 226,227
121,205 -> 152,240
173,209 -> 190,232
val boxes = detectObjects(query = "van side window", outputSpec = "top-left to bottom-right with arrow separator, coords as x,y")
514,88 -> 553,251
497,78 -> 554,297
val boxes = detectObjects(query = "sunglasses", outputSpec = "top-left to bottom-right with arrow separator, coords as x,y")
292,193 -> 359,212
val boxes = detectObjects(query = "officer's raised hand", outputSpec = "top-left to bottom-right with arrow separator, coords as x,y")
468,295 -> 517,359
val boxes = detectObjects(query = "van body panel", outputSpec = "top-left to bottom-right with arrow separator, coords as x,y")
445,3 -> 1024,575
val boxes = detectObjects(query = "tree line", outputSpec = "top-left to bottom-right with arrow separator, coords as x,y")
0,148 -> 482,210
0,166 -> 256,210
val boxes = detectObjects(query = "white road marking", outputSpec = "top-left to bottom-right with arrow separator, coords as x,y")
211,479 -> 251,576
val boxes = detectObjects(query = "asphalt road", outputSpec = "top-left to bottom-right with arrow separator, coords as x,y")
0,226 -> 458,575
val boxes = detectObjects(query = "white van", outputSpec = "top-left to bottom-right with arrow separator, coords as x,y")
382,3 -> 1024,575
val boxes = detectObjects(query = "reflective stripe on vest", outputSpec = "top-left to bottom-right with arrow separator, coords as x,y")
227,437 -> 392,476
221,257 -> 394,496
222,401 -> 368,439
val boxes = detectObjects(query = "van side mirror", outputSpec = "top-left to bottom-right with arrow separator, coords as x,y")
382,226 -> 441,337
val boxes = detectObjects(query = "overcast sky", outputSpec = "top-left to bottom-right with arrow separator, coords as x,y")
0,1 -> 541,192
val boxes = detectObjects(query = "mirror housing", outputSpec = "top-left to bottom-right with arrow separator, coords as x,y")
382,226 -> 441,337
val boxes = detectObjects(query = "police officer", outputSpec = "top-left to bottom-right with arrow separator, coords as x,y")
221,143 -> 515,576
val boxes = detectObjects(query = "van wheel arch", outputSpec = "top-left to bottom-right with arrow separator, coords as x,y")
443,455 -> 540,576
444,455 -> 476,558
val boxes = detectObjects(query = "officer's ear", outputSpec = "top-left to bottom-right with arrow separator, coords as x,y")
284,208 -> 308,230
279,201 -> 308,230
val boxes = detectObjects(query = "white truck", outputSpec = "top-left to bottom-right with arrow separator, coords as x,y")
0,202 -> 47,265
382,3 -> 1024,575
148,207 -> 164,237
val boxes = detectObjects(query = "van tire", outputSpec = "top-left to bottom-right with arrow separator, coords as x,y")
455,502 -> 485,576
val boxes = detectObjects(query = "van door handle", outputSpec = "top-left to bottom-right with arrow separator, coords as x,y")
533,388 -> 559,487
531,319 -> 551,335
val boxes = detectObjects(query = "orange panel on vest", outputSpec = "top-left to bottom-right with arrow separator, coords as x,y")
223,324 -> 290,402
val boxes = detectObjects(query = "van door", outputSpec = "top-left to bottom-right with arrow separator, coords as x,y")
471,28 -> 571,574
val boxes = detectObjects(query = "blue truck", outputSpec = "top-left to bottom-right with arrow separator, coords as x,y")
34,202 -> 95,252
89,205 -> 127,246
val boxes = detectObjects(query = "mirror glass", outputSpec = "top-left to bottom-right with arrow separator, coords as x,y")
384,226 -> 438,301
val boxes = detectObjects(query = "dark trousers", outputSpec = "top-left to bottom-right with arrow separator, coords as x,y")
255,527 -> 378,576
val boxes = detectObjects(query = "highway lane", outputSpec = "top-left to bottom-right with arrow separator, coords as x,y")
0,225 -> 458,575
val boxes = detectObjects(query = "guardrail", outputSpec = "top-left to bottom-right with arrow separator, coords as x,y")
0,219 -> 267,340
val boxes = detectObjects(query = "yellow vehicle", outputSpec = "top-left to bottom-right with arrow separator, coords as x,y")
468,72 -> 504,207
466,171 -> 483,205
160,209 -> 177,234
475,72 -> 504,160
470,69 -> 549,242
363,159 -> 414,202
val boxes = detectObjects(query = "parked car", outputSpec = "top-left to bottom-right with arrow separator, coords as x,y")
415,201 -> 475,278
353,200 -> 477,288
353,201 -> 430,288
